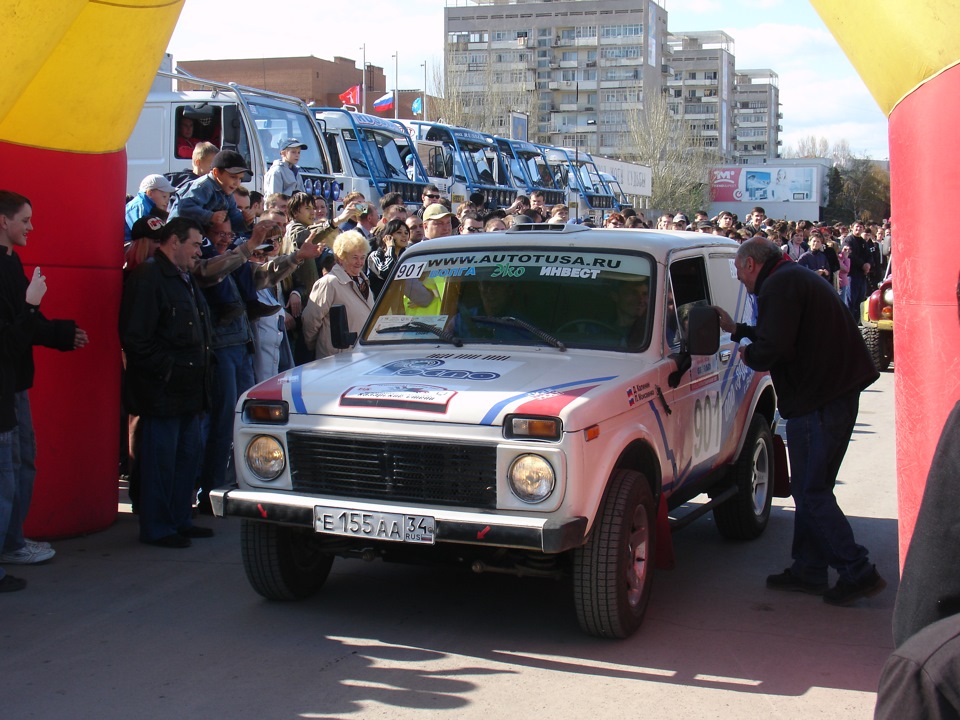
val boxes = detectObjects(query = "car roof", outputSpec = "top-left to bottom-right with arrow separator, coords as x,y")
402,225 -> 740,260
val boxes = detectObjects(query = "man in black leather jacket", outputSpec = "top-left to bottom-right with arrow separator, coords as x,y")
716,237 -> 884,606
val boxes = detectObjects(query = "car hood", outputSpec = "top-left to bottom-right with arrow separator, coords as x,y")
242,346 -> 642,429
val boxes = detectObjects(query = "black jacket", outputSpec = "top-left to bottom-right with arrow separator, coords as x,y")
0,247 -> 76,431
119,250 -> 214,417
732,255 -> 878,418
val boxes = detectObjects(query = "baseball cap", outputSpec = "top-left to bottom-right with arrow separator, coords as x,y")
697,221 -> 714,230
139,174 -> 176,193
130,215 -> 165,241
423,204 -> 454,222
212,150 -> 251,175
673,214 -> 688,224
281,138 -> 308,151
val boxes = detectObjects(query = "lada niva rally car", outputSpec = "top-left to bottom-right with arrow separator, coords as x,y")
213,224 -> 783,638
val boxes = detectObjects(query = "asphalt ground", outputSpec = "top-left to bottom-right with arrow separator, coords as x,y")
0,369 -> 898,720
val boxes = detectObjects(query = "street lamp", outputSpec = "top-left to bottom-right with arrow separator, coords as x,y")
360,44 -> 366,113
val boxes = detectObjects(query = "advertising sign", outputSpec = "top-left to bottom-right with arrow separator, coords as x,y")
710,166 -> 817,203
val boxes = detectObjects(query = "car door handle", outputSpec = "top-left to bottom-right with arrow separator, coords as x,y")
719,350 -> 732,363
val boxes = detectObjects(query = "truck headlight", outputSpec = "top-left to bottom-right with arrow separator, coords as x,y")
508,454 -> 555,503
245,435 -> 285,480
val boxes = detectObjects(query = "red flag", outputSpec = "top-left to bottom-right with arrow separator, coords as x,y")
339,84 -> 361,105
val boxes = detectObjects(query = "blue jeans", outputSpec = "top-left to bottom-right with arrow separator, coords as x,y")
139,413 -> 202,542
199,345 -> 254,501
785,391 -> 871,584
1,392 -> 36,556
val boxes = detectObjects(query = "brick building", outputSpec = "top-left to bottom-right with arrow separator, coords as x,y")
177,55 -> 387,109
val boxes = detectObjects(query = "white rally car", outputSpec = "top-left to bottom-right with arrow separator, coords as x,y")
214,224 -> 783,638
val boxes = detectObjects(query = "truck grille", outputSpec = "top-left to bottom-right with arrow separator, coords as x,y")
286,432 -> 498,509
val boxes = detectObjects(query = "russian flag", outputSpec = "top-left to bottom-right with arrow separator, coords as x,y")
373,92 -> 394,112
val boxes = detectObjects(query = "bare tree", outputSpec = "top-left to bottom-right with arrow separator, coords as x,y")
786,134 -> 832,159
432,46 -> 540,137
838,156 -> 890,222
621,90 -> 721,212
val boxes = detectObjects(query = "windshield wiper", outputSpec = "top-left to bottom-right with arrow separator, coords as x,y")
472,316 -> 566,352
376,321 -> 463,347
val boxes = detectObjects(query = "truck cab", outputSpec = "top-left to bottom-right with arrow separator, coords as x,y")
126,70 -> 337,199
494,137 -> 566,209
403,121 -> 516,211
314,108 -> 428,209
539,145 -> 618,222
215,224 -> 783,639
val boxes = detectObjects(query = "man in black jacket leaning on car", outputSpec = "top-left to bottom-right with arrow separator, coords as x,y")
714,237 -> 884,606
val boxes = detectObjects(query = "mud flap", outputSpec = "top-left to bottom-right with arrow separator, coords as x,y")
654,493 -> 675,570
772,434 -> 791,497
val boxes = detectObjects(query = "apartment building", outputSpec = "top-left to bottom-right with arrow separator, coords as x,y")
734,69 -> 782,164
443,0 -> 669,155
664,31 -> 736,162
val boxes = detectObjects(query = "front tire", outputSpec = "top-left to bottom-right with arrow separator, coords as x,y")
714,413 -> 774,540
573,469 -> 655,639
241,520 -> 333,600
862,325 -> 891,371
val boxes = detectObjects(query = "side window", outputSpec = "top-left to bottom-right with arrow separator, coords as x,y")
175,106 -> 222,160
666,256 -> 711,351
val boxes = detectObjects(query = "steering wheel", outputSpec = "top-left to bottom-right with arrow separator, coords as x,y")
556,319 -> 621,336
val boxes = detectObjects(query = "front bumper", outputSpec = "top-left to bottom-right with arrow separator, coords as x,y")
211,486 -> 587,554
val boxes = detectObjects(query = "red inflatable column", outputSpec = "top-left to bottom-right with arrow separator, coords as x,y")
0,143 -> 125,537
888,65 -> 960,558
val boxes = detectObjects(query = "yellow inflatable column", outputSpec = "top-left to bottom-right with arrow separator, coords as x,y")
811,0 -> 960,562
0,0 -> 185,536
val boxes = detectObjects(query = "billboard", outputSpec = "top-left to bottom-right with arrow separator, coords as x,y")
710,166 -> 819,204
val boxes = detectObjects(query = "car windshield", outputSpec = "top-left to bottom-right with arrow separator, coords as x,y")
362,247 -> 654,352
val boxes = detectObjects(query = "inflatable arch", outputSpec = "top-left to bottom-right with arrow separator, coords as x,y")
1,1 -> 957,555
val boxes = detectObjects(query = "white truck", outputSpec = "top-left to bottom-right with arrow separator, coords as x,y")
215,224 -> 786,638
126,69 -> 337,199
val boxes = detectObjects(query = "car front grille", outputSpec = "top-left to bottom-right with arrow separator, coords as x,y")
286,432 -> 498,509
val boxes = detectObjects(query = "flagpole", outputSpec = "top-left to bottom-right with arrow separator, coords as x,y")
421,61 -> 427,122
393,52 -> 399,120
360,44 -> 366,113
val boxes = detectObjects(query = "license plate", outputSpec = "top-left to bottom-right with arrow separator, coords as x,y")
314,506 -> 435,545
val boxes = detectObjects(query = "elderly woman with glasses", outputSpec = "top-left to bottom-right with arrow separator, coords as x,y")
301,230 -> 375,360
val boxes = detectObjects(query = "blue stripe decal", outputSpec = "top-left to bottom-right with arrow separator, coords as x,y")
290,366 -> 307,414
479,376 -> 617,426
648,399 -> 678,484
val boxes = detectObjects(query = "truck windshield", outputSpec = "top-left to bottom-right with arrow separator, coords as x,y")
343,128 -> 410,181
457,140 -> 507,187
248,102 -> 326,172
362,248 -> 654,352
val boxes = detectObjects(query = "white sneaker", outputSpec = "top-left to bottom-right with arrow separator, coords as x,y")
0,545 -> 56,564
25,538 -> 52,551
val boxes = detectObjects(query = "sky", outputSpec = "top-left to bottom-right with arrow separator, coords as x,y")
166,0 -> 889,160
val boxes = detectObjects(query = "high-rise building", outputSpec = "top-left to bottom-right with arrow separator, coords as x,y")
734,69 -> 782,163
664,31 -> 736,161
443,0 -> 669,155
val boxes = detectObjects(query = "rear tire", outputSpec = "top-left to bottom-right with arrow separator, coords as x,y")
241,520 -> 333,600
714,413 -> 773,540
573,469 -> 655,639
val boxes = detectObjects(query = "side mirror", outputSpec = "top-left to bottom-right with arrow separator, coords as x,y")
686,306 -> 721,356
329,304 -> 357,350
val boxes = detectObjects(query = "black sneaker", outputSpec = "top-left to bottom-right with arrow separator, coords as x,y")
0,574 -> 27,593
823,566 -> 886,606
766,568 -> 829,595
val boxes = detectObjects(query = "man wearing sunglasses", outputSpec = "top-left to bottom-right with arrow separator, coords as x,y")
415,184 -> 443,219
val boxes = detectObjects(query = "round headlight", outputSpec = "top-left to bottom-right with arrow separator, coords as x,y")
245,435 -> 285,480
508,454 -> 555,503
882,287 -> 894,307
